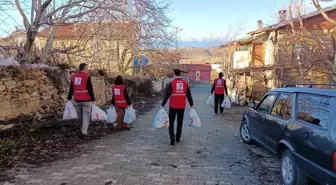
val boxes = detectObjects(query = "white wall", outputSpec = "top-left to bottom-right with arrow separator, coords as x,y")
233,51 -> 250,69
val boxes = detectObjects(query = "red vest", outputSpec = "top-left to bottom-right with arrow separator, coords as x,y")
71,72 -> 91,101
214,78 -> 225,95
169,79 -> 188,109
112,85 -> 128,108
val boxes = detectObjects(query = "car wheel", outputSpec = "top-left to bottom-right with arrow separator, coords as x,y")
240,120 -> 253,144
281,150 -> 309,185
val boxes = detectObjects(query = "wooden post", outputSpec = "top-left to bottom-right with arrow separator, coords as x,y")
243,73 -> 246,101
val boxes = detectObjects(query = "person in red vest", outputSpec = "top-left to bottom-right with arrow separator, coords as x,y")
161,69 -> 194,146
211,72 -> 228,114
112,75 -> 132,130
68,63 -> 95,138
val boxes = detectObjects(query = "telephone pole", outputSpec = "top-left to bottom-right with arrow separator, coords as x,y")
175,27 -> 183,50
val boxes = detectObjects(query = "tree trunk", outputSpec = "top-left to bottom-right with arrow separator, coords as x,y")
21,27 -> 37,64
328,31 -> 336,83
39,26 -> 57,63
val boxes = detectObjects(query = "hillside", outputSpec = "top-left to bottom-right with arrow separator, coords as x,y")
177,47 -> 224,64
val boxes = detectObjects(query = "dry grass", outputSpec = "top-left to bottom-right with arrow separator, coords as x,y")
178,47 -> 224,64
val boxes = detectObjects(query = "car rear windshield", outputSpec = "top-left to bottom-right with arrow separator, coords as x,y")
296,93 -> 331,130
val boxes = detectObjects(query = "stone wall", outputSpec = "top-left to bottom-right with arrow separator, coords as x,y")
0,67 -> 158,121
0,68 -> 65,120
0,68 -> 110,120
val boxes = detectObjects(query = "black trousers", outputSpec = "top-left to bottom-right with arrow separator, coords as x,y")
214,94 -> 224,113
169,108 -> 185,139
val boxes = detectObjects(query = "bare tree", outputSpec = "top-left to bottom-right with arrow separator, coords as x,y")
0,0 -> 172,66
196,20 -> 247,49
94,0 -> 173,73
0,0 -> 115,63
138,50 -> 180,77
274,29 -> 332,86
285,0 -> 336,82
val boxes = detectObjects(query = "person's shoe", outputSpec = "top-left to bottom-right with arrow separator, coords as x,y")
116,124 -> 124,130
170,138 -> 175,145
176,138 -> 180,143
79,134 -> 89,140
122,123 -> 131,130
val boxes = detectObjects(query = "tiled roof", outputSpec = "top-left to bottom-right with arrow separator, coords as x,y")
248,5 -> 336,35
220,32 -> 266,48
38,21 -> 137,39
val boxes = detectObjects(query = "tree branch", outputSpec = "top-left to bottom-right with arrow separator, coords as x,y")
43,0 -> 85,21
312,0 -> 336,26
14,0 -> 30,30
33,0 -> 52,26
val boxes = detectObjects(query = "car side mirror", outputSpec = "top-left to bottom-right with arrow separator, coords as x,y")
313,118 -> 320,126
248,102 -> 256,109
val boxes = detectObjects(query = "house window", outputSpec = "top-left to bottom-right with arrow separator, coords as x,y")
237,45 -> 250,51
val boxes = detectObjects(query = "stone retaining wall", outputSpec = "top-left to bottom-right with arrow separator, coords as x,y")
0,67 -> 159,121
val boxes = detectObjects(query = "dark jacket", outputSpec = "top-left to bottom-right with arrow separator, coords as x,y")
68,76 -> 95,102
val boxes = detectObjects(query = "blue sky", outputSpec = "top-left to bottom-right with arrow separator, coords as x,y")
169,0 -> 335,41
1,0 -> 335,45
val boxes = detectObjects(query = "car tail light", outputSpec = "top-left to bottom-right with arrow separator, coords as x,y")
333,152 -> 336,171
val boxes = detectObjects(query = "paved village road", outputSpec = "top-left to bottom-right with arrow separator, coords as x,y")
2,84 -> 282,185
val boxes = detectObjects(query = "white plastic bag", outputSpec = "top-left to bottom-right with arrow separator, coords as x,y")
128,106 -> 136,121
62,101 -> 78,119
124,106 -> 136,124
107,106 -> 117,123
153,108 -> 169,128
205,94 -> 214,106
188,108 -> 202,128
91,104 -> 107,121
221,96 -> 232,108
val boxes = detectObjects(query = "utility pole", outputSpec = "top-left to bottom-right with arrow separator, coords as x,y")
175,27 -> 183,50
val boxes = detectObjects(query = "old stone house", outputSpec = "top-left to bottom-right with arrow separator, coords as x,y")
221,5 -> 336,101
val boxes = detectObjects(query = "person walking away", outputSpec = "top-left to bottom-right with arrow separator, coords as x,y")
211,72 -> 228,114
161,69 -> 193,146
68,63 -> 95,138
112,75 -> 132,130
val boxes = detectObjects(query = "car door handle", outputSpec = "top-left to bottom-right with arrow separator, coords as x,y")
304,132 -> 310,139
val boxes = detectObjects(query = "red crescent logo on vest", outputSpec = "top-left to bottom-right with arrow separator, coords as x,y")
96,113 -> 99,119
164,120 -> 168,125
190,117 -> 193,124
67,108 -> 70,115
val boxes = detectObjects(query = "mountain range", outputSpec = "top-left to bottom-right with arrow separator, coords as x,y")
176,39 -> 228,48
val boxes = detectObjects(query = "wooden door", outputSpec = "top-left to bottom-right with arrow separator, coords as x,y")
252,43 -> 264,67
196,71 -> 200,81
